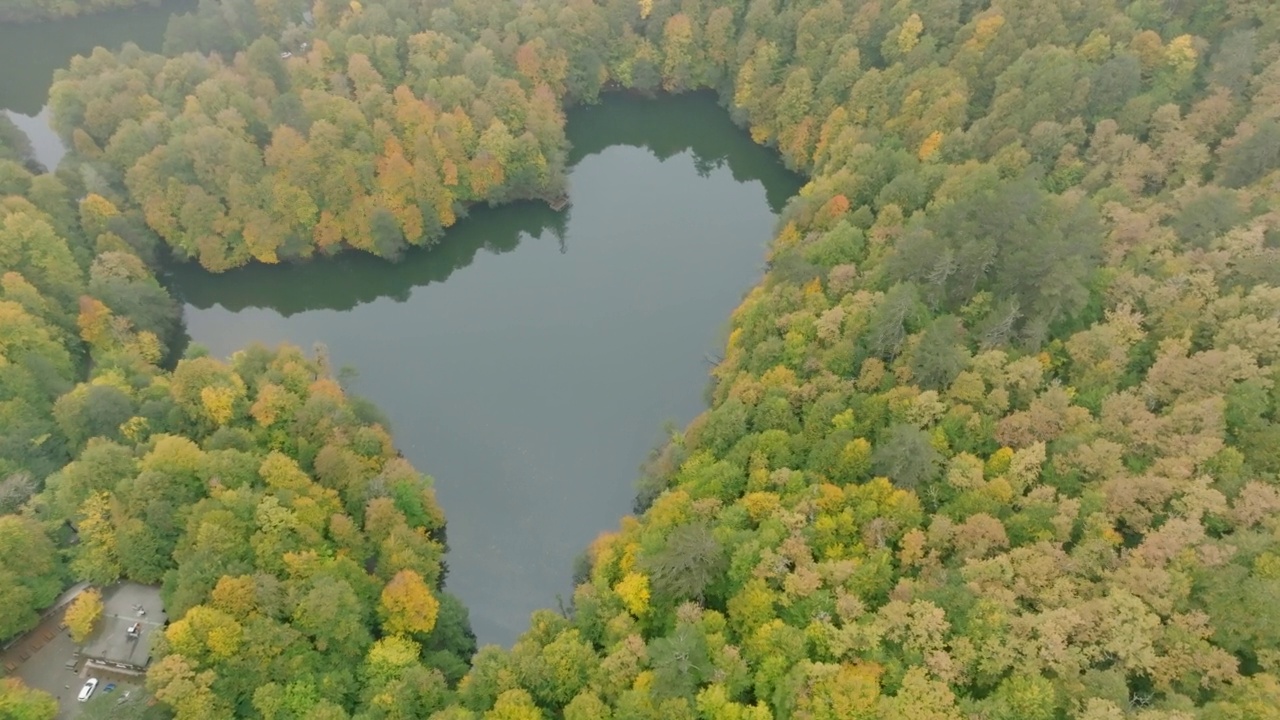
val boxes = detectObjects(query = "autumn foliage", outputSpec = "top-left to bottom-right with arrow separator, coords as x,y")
380,569 -> 441,636
64,588 -> 103,643
2,0 -> 1280,717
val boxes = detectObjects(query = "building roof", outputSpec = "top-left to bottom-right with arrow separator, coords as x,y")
79,582 -> 166,670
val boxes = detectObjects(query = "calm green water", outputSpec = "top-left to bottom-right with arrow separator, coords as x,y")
0,0 -> 193,168
173,92 -> 802,645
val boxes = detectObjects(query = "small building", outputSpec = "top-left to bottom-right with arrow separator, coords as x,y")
80,583 -> 166,676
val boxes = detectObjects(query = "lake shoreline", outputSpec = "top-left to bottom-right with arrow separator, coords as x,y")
174,93 -> 800,645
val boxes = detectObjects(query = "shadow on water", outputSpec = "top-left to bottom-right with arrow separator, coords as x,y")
167,200 -> 568,316
566,92 -> 799,213
167,91 -> 802,318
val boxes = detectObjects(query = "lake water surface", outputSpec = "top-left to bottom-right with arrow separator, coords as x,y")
172,93 -> 801,644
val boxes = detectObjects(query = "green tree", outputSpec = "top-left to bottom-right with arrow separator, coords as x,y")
872,424 -> 942,491
640,523 -> 726,603
1219,120 -> 1280,188
649,623 -> 711,700
910,316 -> 970,391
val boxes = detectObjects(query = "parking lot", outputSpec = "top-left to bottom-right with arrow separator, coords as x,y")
1,607 -> 143,719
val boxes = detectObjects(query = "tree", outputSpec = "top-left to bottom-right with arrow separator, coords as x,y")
888,177 -> 1101,346
364,634 -> 423,688
640,523 -> 726,603
648,623 -> 711,699
422,592 -> 477,684
66,588 -> 104,643
380,569 -> 440,636
1219,120 -> 1280,188
1170,187 -> 1243,248
0,471 -> 36,514
510,627 -> 598,707
53,382 -> 135,450
0,115 -> 34,163
169,358 -> 248,429
872,424 -> 942,491
146,653 -> 230,719
866,284 -> 925,360
484,689 -> 545,720
292,578 -> 373,658
878,668 -> 961,720
87,250 -> 180,341
985,674 -> 1060,720
564,691 -> 612,720
0,210 -> 84,308
614,572 -> 651,618
789,662 -> 880,720
910,316 -> 970,391
0,678 -> 57,720
0,515 -> 62,641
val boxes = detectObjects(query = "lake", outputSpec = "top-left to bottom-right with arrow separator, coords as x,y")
171,93 -> 802,645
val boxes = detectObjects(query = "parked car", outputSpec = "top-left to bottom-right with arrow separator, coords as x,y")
78,678 -> 98,702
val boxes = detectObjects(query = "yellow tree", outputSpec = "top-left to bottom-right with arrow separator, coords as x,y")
76,295 -> 114,348
0,678 -> 57,720
363,634 -> 422,686
170,357 -> 247,428
514,40 -> 546,88
78,193 -> 120,241
793,662 -> 882,720
661,14 -> 696,92
71,492 -> 121,585
485,689 -> 545,720
65,588 -> 104,643
376,138 -> 422,241
249,383 -> 298,428
165,605 -> 244,661
147,654 -> 229,720
614,572 -> 651,618
379,569 -> 440,636
919,130 -> 944,161
209,575 -> 257,619
897,14 -> 925,55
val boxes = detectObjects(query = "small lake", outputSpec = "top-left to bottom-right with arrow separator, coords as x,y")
0,0 -> 194,169
172,93 -> 802,645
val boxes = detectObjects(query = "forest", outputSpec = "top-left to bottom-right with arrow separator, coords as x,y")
3,0 -> 1280,717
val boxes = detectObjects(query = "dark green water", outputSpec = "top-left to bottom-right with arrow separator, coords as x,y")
0,0 -> 193,168
172,93 -> 802,645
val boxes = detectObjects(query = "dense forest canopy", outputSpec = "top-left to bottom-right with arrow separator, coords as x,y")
3,0 -> 1280,718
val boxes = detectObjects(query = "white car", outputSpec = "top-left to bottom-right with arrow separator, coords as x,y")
78,678 -> 99,702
